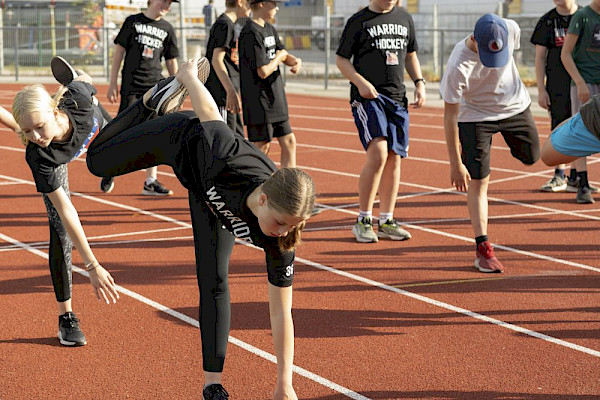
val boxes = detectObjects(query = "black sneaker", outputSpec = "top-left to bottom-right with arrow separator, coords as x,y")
142,180 -> 173,196
57,312 -> 87,346
203,384 -> 229,400
145,76 -> 188,116
51,56 -> 78,86
100,176 -> 115,193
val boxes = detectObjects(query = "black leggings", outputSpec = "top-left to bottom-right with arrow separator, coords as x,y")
43,164 -> 73,303
87,99 -> 233,372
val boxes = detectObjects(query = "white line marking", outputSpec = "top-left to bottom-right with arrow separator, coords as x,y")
0,231 -> 371,400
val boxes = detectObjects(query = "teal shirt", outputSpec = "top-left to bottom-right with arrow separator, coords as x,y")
568,5 -> 600,84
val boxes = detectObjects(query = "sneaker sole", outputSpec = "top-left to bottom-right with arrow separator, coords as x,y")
565,186 -> 578,193
474,258 -> 503,273
51,56 -> 78,86
576,197 -> 595,204
57,330 -> 87,346
100,180 -> 115,193
540,185 -> 567,192
156,81 -> 187,115
141,189 -> 174,196
196,57 -> 210,84
352,226 -> 378,243
377,231 -> 411,241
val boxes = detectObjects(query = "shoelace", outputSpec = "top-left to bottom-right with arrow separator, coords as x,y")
205,384 -> 229,399
61,315 -> 80,329
382,219 -> 398,227
478,243 -> 495,259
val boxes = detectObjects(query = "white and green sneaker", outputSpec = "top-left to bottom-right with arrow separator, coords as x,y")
377,219 -> 411,241
353,218 -> 378,243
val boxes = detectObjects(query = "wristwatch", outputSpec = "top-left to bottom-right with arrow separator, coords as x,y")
414,78 -> 426,86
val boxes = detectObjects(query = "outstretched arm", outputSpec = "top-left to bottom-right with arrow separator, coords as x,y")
46,187 -> 119,304
268,283 -> 297,400
444,101 -> 470,192
177,60 -> 223,123
0,105 -> 19,132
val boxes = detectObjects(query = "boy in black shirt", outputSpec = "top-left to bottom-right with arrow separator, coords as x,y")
238,0 -> 302,168
105,0 -> 179,196
205,0 -> 250,137
531,0 -> 580,193
336,0 -> 425,243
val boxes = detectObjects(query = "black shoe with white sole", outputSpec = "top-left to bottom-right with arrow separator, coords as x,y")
100,176 -> 115,193
145,76 -> 188,116
51,56 -> 78,86
58,312 -> 87,346
203,384 -> 229,400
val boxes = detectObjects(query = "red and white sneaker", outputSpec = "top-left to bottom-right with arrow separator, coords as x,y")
474,241 -> 504,273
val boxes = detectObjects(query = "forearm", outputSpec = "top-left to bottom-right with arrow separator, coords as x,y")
534,46 -> 547,91
109,46 -> 125,85
0,106 -> 19,132
258,51 -> 287,79
212,50 -> 237,94
166,58 -> 178,76
404,51 -> 423,81
268,284 -> 294,387
444,104 -> 462,166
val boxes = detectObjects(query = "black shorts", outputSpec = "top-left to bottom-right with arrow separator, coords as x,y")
458,107 -> 540,180
247,120 -> 292,142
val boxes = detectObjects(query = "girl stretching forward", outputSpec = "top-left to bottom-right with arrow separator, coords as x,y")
86,59 -> 315,400
12,72 -> 120,346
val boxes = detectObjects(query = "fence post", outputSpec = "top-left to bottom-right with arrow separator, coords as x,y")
179,0 -> 187,61
324,3 -> 330,90
432,3 -> 438,79
14,24 -> 19,81
0,3 -> 4,75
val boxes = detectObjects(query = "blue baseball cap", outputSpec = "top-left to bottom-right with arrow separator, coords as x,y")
474,13 -> 509,68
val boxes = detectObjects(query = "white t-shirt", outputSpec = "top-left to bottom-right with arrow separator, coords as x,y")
439,19 -> 530,122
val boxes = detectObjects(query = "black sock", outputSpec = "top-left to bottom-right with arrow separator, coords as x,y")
569,169 -> 578,182
577,171 -> 589,188
555,168 -> 565,179
475,235 -> 488,246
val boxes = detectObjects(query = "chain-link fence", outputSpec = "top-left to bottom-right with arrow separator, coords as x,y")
0,2 -> 558,86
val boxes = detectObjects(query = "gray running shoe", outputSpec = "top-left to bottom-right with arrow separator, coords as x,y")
377,219 -> 412,241
142,180 -> 173,196
540,176 -> 567,192
353,218 -> 378,243
145,76 -> 188,115
57,312 -> 87,346
566,178 -> 599,193
576,186 -> 595,204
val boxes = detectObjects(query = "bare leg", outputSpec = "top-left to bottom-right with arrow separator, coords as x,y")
377,152 -> 401,215
278,133 -> 296,168
467,177 -> 489,238
359,138 -> 388,212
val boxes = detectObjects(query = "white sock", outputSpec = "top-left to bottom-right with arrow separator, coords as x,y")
358,210 -> 372,222
379,213 -> 393,225
145,177 -> 156,186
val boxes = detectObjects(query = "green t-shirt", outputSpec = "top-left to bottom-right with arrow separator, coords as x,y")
580,94 -> 600,140
568,5 -> 600,84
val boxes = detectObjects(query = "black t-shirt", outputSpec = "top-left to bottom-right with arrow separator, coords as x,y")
530,7 -> 579,94
205,14 -> 241,107
26,82 -> 106,193
336,6 -> 418,105
238,20 -> 288,125
115,13 -> 179,95
172,116 -> 294,287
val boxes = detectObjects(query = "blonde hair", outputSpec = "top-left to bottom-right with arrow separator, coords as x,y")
12,84 -> 68,146
261,167 -> 316,252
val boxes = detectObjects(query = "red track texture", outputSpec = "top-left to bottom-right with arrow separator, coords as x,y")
1,82 -> 599,399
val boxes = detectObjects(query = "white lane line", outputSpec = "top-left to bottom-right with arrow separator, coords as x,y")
0,231 -> 372,400
294,255 -> 600,359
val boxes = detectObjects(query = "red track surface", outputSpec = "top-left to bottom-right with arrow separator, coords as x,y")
1,82 -> 599,399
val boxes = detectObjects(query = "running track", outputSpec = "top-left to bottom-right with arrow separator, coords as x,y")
1,82 -> 599,399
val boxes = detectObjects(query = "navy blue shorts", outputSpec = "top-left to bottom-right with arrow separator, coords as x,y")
351,94 -> 409,157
